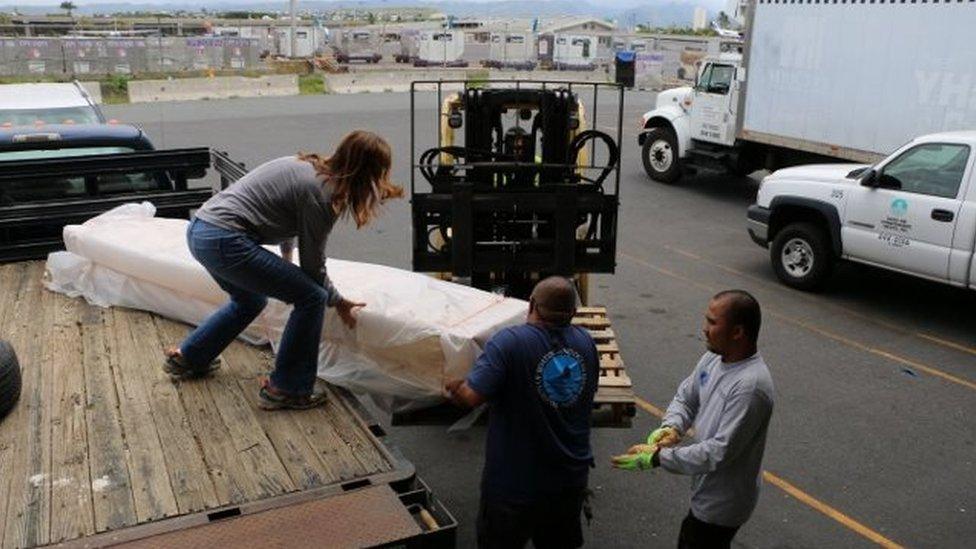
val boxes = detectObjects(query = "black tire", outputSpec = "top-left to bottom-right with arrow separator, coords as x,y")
770,222 -> 834,291
0,339 -> 22,421
641,127 -> 682,184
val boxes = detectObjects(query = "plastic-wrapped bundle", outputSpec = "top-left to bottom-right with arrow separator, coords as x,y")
45,203 -> 527,411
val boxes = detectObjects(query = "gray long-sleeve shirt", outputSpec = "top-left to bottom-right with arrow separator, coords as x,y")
195,156 -> 341,304
658,352 -> 774,527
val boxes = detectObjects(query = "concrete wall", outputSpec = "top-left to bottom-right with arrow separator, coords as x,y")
128,74 -> 298,103
78,81 -> 103,104
324,69 -> 610,94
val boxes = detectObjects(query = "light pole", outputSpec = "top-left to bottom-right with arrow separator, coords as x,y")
289,0 -> 297,57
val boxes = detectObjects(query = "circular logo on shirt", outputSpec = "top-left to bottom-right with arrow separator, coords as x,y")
534,348 -> 587,408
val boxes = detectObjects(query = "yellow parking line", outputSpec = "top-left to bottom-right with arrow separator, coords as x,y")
762,472 -> 905,549
662,244 -> 976,358
634,396 -> 665,417
916,333 -> 976,357
632,396 -> 905,548
619,252 -> 976,393
772,314 -> 976,392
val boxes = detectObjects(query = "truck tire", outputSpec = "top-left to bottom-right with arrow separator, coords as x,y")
0,340 -> 21,421
770,222 -> 833,291
642,127 -> 681,184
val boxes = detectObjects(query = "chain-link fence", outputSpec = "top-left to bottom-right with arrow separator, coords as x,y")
0,36 -> 262,77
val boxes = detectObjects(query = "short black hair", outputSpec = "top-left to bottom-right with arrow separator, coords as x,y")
712,290 -> 761,344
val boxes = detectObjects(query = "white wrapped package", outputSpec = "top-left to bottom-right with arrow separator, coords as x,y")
45,203 -> 528,411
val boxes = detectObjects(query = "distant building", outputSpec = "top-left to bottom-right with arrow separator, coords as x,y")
693,7 -> 708,31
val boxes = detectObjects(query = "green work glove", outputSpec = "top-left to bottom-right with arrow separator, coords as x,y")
648,425 -> 680,447
611,448 -> 655,471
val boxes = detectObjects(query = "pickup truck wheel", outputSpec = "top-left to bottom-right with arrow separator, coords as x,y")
642,127 -> 681,184
771,223 -> 833,291
0,340 -> 21,421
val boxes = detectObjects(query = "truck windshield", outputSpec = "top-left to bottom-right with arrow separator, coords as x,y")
0,107 -> 101,126
698,64 -> 735,95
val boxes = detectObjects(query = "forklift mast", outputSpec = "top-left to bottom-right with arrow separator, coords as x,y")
409,80 -> 624,301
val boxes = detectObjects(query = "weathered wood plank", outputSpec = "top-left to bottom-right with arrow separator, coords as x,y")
213,339 -> 330,491
152,320 -> 261,505
108,308 -> 179,522
575,306 -> 607,315
0,263 -> 30,548
220,341 -> 369,483
571,317 -> 611,329
596,341 -> 620,354
598,371 -> 633,388
584,328 -> 615,341
125,313 -> 219,515
48,298 -> 95,543
208,374 -> 296,498
323,385 -> 394,475
3,263 -> 54,549
208,332 -> 351,487
296,402 -> 365,482
599,356 -> 624,371
79,304 -> 138,533
594,387 -> 636,403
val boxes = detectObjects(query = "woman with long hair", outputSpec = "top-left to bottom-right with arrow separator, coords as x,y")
164,130 -> 403,409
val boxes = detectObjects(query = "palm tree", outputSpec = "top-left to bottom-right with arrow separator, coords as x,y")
60,1 -> 76,18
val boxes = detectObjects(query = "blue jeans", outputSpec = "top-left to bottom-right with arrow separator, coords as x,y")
179,218 -> 329,396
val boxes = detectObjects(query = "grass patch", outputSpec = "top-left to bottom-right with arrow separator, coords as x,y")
298,73 -> 325,95
465,69 -> 490,89
100,74 -> 130,104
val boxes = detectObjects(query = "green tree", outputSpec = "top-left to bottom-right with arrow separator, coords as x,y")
715,11 -> 731,28
60,1 -> 76,17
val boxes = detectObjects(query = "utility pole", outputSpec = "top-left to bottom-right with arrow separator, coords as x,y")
289,0 -> 297,57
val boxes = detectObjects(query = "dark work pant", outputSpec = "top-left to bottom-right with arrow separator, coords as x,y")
677,510 -> 740,549
477,491 -> 585,549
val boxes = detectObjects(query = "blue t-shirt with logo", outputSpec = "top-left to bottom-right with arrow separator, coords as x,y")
466,323 -> 599,504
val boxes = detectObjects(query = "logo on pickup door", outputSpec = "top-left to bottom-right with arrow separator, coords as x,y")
890,198 -> 908,217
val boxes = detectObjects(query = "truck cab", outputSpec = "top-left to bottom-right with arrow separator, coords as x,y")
638,53 -> 745,183
747,132 -> 976,291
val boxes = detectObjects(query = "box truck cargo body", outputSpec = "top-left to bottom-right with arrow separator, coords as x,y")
638,2 -> 976,183
485,32 -> 536,69
414,31 -> 467,67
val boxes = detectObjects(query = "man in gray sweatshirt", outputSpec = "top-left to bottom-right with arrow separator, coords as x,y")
613,290 -> 774,548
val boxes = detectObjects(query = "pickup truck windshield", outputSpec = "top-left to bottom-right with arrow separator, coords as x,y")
698,63 -> 734,95
0,106 -> 101,126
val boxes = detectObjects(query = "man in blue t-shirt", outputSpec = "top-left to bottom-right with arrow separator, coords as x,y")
446,276 -> 599,549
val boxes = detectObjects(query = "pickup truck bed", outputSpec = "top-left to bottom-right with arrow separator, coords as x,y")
0,262 -> 453,548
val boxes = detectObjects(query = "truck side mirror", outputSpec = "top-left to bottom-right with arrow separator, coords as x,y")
878,174 -> 902,190
860,169 -> 878,187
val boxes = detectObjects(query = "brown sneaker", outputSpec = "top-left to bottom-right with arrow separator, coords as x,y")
257,379 -> 328,410
163,349 -> 221,380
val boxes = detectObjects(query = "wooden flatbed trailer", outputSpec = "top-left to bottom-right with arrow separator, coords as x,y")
0,262 -> 456,548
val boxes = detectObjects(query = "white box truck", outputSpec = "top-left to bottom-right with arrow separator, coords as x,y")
414,31 -> 467,67
638,1 -> 976,183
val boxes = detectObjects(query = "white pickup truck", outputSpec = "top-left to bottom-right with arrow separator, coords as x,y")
747,132 -> 976,291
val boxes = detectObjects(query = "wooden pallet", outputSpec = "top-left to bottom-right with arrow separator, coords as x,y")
573,306 -> 636,427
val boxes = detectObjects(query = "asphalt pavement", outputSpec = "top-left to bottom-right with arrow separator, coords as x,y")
105,91 -> 976,549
